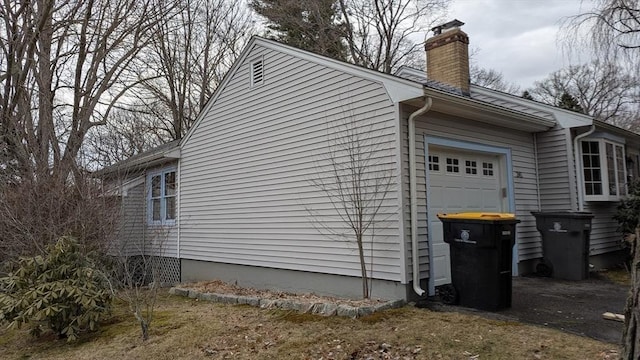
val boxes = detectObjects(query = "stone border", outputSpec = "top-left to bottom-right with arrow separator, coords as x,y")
169,287 -> 405,318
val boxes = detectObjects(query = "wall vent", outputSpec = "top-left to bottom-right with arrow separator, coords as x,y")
251,58 -> 264,87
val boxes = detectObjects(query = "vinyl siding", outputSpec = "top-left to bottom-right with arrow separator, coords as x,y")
536,127 -> 575,211
144,164 -> 179,258
113,168 -> 179,258
179,44 -> 402,281
113,182 -> 146,257
401,107 -> 543,279
583,202 -> 623,255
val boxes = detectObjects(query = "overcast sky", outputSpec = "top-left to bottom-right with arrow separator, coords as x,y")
447,0 -> 594,90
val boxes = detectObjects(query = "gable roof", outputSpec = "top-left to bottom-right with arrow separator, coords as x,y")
95,139 -> 180,177
180,36 -> 426,146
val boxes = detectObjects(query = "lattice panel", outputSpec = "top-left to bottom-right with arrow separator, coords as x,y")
152,256 -> 181,286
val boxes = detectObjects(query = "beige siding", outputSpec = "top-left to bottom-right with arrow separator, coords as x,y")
583,202 -> 623,255
536,127 -> 575,211
179,44 -> 402,281
113,169 -> 179,258
113,182 -> 146,257
401,107 -> 544,279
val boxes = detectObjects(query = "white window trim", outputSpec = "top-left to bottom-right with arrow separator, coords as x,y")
147,166 -> 177,226
581,139 -> 627,202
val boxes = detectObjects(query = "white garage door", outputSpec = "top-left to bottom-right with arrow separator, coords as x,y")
427,147 -> 506,289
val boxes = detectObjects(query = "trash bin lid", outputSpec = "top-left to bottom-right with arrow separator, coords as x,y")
437,212 -> 516,220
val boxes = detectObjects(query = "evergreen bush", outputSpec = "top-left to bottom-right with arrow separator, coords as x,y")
0,237 -> 113,341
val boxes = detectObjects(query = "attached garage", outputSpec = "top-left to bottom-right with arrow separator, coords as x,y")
423,136 -> 517,295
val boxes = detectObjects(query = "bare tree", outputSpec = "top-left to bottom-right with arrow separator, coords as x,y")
138,0 -> 254,141
0,174 -> 119,263
564,0 -> 639,68
338,0 -> 449,73
108,227 -> 172,341
0,0 -> 170,184
83,106 -> 170,169
470,66 -> 521,94
309,112 -> 394,299
528,60 -> 640,129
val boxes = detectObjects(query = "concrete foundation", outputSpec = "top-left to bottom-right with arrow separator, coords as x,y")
181,259 -> 409,300
518,249 -> 628,276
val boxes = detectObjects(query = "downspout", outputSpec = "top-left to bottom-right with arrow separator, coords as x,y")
573,125 -> 596,211
533,133 -> 541,210
409,96 -> 433,296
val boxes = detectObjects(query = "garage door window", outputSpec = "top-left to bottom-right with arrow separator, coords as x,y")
482,162 -> 494,176
428,155 -> 440,171
465,160 -> 477,175
446,158 -> 459,173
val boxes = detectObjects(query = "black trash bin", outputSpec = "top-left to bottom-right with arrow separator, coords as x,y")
437,213 -> 520,311
531,211 -> 594,280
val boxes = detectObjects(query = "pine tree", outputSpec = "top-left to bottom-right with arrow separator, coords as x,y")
557,92 -> 584,113
521,90 -> 534,100
251,0 -> 347,60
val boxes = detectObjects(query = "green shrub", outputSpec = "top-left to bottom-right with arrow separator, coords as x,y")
614,179 -> 640,234
0,236 -> 113,341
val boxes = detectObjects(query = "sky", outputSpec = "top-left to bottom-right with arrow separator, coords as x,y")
447,0 -> 595,90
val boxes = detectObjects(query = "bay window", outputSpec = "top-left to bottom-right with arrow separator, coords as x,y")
581,140 -> 627,201
148,168 -> 177,225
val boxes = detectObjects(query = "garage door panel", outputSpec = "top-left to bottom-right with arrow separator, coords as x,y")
428,148 -> 504,288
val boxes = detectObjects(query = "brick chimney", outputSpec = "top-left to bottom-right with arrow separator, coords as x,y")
425,19 -> 470,95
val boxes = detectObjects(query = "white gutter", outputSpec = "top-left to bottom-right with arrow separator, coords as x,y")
573,125 -> 596,211
409,96 -> 433,296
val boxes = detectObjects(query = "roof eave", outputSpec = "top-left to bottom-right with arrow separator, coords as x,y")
424,87 -> 556,132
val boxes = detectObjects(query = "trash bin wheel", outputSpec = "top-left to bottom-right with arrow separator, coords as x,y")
536,261 -> 553,277
438,284 -> 458,305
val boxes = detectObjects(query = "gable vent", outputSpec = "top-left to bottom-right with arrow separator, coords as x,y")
251,58 -> 264,87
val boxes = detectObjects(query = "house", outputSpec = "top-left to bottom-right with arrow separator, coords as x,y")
100,21 -> 639,300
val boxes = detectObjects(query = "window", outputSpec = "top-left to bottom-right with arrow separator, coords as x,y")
482,162 -> 494,176
581,140 -> 627,201
148,168 -> 177,225
250,58 -> 264,87
446,157 -> 459,173
428,155 -> 440,171
465,160 -> 477,175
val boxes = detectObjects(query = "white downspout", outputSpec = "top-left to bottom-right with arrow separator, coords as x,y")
573,125 -> 596,211
409,96 -> 433,296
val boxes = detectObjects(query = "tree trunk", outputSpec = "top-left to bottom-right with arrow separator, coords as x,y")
357,235 -> 369,299
622,227 -> 640,359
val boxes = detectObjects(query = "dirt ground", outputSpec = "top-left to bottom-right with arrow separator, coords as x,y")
422,273 -> 629,344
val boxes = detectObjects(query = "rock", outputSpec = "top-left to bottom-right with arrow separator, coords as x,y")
357,305 -> 375,317
279,300 -> 297,311
322,303 -> 338,316
295,302 -> 314,313
188,289 -> 200,299
169,287 -> 189,297
260,299 -> 277,309
217,294 -> 238,304
237,296 -> 260,307
337,304 -> 358,318
200,293 -> 220,302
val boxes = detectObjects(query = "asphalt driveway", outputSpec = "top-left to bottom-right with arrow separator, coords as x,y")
422,274 -> 629,344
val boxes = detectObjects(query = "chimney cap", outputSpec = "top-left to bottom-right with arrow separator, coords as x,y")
431,19 -> 465,35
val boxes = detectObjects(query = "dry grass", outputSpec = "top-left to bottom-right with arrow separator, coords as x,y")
0,293 -> 619,360
599,267 -> 631,286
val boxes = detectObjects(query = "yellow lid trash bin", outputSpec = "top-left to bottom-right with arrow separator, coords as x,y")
436,212 -> 520,311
